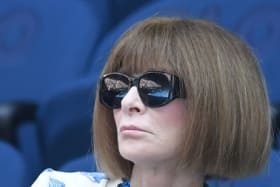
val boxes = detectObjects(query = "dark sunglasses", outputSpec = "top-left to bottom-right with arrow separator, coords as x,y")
99,71 -> 185,109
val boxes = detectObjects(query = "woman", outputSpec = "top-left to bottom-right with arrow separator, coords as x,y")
32,17 -> 272,187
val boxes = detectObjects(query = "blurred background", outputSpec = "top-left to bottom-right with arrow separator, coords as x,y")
0,0 -> 279,186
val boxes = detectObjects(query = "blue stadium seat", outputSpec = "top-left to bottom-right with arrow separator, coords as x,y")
16,121 -> 44,181
0,141 -> 31,187
36,77 -> 97,169
209,150 -> 280,187
60,153 -> 97,172
106,0 -> 154,25
0,102 -> 36,144
0,0 -> 110,178
229,149 -> 280,187
272,104 -> 280,149
0,0 -> 108,103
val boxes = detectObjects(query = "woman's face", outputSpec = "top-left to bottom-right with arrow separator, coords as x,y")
113,86 -> 187,166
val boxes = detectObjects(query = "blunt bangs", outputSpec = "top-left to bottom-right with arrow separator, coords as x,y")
103,18 -> 183,76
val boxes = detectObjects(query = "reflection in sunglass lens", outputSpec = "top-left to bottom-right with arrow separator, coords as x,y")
139,73 -> 171,107
101,74 -> 129,108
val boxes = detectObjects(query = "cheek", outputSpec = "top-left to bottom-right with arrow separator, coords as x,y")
167,111 -> 186,127
159,100 -> 187,128
152,100 -> 187,146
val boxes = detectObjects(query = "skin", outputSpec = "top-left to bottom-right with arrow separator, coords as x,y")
113,86 -> 204,187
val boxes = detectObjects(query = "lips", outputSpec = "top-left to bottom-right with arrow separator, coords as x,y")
120,125 -> 147,133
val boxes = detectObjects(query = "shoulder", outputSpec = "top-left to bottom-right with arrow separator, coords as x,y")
31,168 -> 118,187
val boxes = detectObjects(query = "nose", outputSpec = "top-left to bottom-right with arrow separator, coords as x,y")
121,86 -> 146,114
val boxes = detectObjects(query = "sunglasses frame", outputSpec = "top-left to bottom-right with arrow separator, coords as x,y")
99,71 -> 185,109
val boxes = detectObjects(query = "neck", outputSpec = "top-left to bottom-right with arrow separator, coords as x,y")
130,164 -> 204,187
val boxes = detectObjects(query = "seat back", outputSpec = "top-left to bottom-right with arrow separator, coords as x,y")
0,0 -> 107,103
37,78 -> 97,169
60,153 -> 97,172
0,141 -> 31,187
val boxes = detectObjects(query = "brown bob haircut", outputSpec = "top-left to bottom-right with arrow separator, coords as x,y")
93,17 -> 272,179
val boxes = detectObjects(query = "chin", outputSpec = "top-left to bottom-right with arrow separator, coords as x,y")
119,148 -> 165,165
119,146 -> 140,161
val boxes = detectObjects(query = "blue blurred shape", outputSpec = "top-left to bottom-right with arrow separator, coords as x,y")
0,141 -> 31,187
0,0 -> 107,103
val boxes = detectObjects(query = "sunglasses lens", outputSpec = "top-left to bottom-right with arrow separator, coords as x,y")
100,74 -> 129,108
139,73 -> 171,107
100,72 -> 178,109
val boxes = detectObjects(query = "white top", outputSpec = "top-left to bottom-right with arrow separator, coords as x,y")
31,168 -> 123,187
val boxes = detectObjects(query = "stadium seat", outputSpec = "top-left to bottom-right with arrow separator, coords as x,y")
0,102 -> 37,144
60,153 -> 97,172
106,0 -> 154,25
230,149 -> 280,187
0,141 -> 31,187
0,0 -> 108,103
36,77 -> 97,169
0,0 -> 110,179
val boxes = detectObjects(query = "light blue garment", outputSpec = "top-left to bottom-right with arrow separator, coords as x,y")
31,168 -> 122,187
